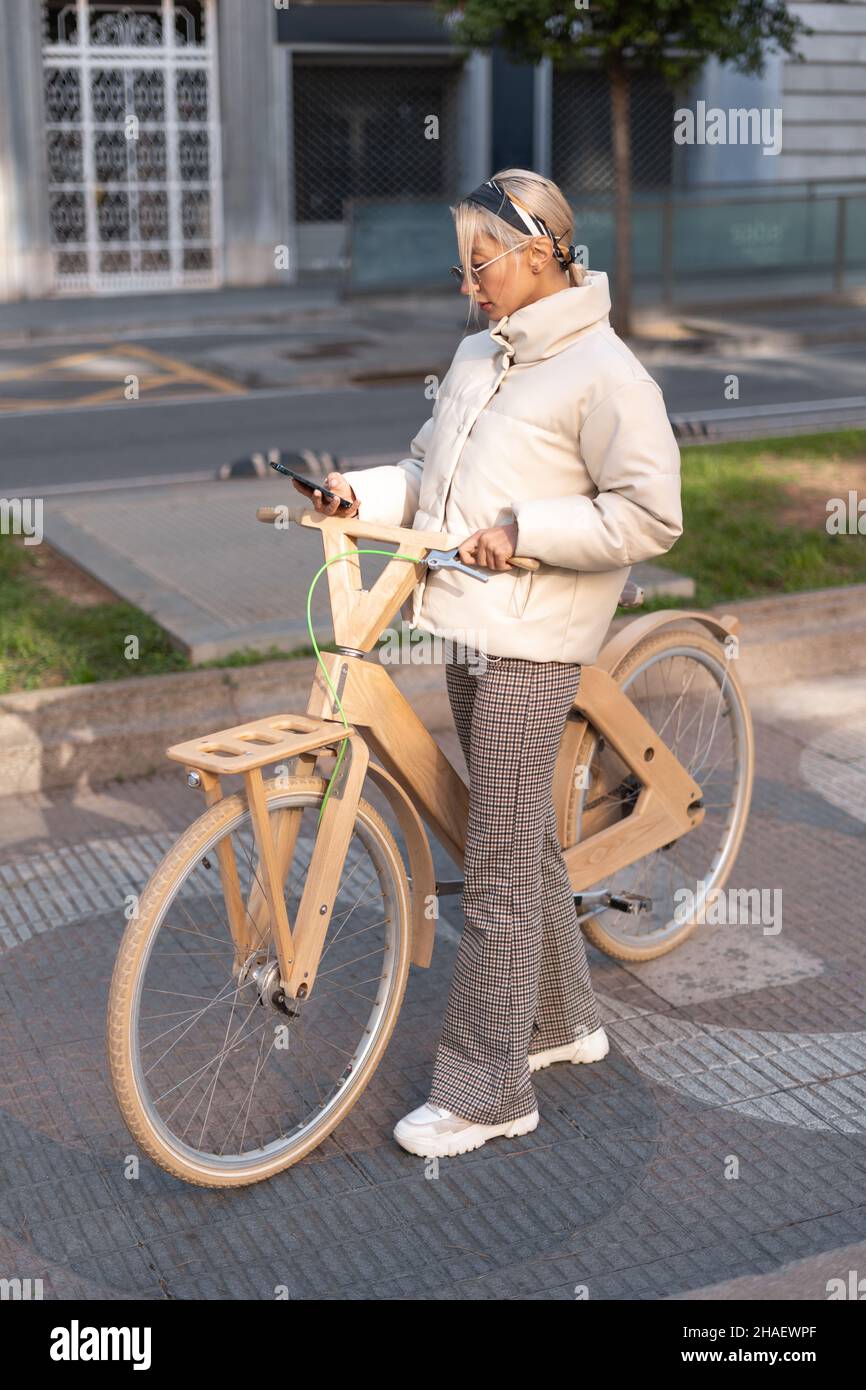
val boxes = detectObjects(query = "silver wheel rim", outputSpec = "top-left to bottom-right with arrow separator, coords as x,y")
125,791 -> 405,1177
577,643 -> 750,948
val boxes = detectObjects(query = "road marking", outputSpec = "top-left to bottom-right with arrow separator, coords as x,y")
0,343 -> 245,413
121,342 -> 243,396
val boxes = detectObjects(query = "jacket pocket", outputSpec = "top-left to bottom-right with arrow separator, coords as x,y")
507,564 -> 533,618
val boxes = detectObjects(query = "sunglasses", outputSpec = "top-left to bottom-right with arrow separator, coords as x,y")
450,242 -> 526,285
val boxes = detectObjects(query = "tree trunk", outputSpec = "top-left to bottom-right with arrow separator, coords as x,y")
609,53 -> 632,337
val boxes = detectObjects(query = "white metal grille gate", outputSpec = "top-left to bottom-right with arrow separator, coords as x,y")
41,0 -> 222,293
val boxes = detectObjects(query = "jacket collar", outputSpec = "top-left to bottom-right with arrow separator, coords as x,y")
487,270 -> 611,363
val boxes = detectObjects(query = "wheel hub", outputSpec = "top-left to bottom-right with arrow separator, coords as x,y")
237,956 -> 296,1017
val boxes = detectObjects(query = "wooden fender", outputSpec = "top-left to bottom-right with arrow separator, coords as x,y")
365,759 -> 438,968
596,607 -> 740,676
552,609 -> 741,850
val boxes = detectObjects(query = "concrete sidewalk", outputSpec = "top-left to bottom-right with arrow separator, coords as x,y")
0,668 -> 864,1298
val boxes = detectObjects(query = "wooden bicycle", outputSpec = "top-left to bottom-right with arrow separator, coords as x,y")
107,502 -> 754,1187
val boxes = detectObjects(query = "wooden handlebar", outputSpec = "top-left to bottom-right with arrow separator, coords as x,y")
255,504 -> 540,572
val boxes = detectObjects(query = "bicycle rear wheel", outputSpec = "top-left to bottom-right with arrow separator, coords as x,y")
558,627 -> 754,961
107,775 -> 412,1187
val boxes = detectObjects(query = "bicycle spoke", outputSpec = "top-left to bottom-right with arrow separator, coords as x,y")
582,642 -> 748,950
120,790 -> 406,1173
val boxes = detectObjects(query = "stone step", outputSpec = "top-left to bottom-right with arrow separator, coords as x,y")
712,583 -> 866,683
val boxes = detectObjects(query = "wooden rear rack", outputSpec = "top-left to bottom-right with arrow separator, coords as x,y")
166,713 -> 351,776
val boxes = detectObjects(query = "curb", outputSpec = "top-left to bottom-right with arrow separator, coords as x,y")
670,396 -> 866,442
1,584 -> 865,799
0,653 -> 453,799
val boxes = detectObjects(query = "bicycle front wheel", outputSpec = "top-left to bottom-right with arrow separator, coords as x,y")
107,776 -> 412,1187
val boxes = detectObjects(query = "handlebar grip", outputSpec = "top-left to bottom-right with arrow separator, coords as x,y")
504,555 -> 538,571
257,504 -> 308,525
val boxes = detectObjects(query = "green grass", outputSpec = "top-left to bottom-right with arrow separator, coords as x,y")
0,537 -> 188,693
643,429 -> 866,610
0,538 -> 344,694
3,429 -> 864,692
196,643 -> 327,670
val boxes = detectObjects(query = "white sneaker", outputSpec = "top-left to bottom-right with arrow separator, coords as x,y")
528,1025 -> 609,1074
393,1101 -> 539,1158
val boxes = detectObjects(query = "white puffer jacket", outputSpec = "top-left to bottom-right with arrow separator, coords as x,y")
346,270 -> 683,663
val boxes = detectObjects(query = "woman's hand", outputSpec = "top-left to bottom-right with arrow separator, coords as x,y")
457,522 -> 519,572
294,471 -> 359,517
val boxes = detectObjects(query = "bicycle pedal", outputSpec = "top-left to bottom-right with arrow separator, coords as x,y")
605,892 -> 652,914
434,879 -> 464,896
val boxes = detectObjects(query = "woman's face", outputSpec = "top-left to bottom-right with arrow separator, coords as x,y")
460,232 -> 561,319
460,233 -> 529,319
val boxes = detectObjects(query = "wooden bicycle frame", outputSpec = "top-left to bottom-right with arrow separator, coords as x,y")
166,505 -> 724,1003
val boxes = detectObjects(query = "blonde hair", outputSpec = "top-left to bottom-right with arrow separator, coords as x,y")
451,168 -> 587,325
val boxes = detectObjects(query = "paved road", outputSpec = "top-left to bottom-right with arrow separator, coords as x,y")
0,382 -> 404,492
2,349 -> 866,494
0,672 -> 864,1299
1,291 -> 866,491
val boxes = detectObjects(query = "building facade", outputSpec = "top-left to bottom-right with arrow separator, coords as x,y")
0,0 -> 863,300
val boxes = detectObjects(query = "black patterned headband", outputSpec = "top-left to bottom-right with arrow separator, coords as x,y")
461,177 -> 578,270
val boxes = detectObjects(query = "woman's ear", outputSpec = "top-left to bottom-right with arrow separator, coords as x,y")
529,236 -> 553,274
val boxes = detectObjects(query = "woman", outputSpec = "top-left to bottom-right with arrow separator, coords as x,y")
296,169 -> 683,1159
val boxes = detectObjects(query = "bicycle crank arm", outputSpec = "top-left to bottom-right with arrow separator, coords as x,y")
433,882 -> 652,913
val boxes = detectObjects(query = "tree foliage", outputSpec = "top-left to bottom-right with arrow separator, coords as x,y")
435,1 -> 811,81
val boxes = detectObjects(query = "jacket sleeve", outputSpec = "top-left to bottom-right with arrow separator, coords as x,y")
511,379 -> 683,571
344,414 -> 436,528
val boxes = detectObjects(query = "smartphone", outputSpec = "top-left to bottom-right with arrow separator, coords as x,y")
270,459 -> 355,510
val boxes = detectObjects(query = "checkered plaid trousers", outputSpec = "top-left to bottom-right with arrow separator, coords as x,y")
426,651 -> 603,1125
